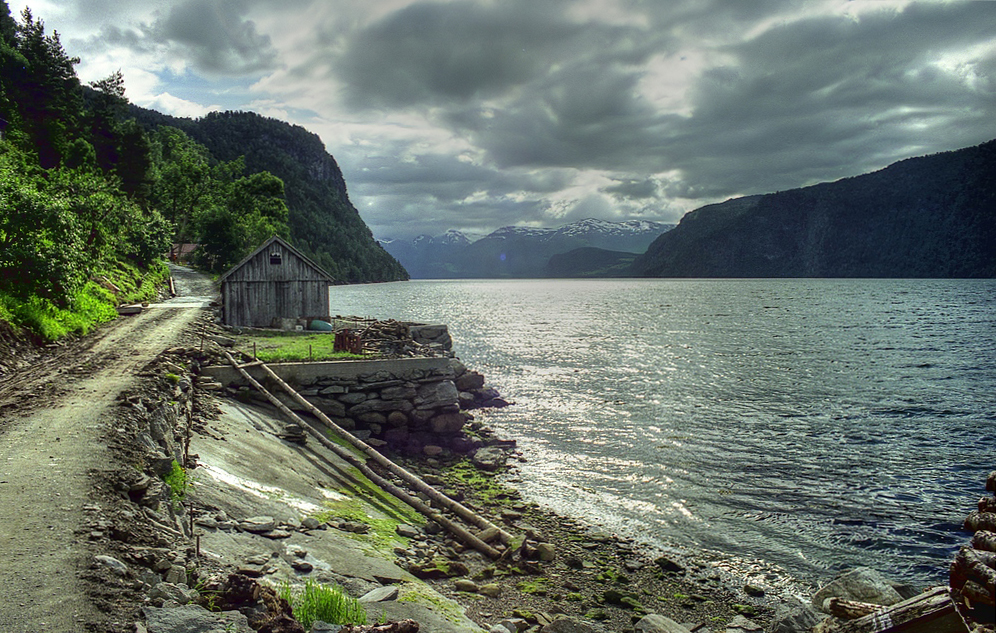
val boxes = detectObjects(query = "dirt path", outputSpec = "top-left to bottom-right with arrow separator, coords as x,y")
0,266 -> 216,632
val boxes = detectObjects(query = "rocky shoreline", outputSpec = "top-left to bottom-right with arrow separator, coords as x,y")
67,314 -> 989,633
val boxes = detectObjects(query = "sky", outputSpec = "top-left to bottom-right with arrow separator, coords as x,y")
12,0 -> 996,240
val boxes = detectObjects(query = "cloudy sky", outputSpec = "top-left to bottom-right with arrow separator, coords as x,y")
13,0 -> 996,239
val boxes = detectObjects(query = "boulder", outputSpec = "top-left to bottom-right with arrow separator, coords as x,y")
540,617 -> 603,632
456,371 -> 486,392
240,516 -> 276,533
454,579 -> 479,593
536,543 -> 556,562
770,596 -> 826,633
94,555 -> 129,576
143,604 -> 251,633
430,412 -> 467,434
149,582 -> 198,606
415,381 -> 460,410
653,555 -> 685,574
811,567 -> 904,613
633,614 -> 692,633
359,585 -> 400,602
725,614 -> 763,632
472,447 -> 508,472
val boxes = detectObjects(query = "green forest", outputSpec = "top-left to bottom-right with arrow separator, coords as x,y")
0,2 -> 406,341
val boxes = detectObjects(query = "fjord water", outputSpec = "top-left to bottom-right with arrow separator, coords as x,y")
331,279 -> 996,590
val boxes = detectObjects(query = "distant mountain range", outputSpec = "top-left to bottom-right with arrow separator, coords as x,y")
631,138 -> 996,278
380,218 -> 674,278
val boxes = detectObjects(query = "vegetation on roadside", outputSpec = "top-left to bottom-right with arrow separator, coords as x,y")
164,459 -> 190,504
235,331 -> 369,363
278,580 -> 367,630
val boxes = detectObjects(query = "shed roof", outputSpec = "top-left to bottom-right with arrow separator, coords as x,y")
218,235 -> 335,285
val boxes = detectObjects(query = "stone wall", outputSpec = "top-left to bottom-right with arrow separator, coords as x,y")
202,357 -> 505,456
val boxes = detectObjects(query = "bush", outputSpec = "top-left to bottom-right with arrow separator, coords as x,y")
278,580 -> 367,630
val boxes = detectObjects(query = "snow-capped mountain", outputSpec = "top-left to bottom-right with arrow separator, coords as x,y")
380,218 -> 673,278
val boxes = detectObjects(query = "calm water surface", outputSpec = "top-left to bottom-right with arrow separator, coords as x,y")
330,279 -> 996,590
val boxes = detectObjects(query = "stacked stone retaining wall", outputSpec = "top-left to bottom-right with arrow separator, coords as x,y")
201,357 -> 505,456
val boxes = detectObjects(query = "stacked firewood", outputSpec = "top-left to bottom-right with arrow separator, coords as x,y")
951,469 -> 996,631
332,316 -> 443,357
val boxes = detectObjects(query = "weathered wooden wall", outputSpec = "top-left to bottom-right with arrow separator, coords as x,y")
221,239 -> 331,327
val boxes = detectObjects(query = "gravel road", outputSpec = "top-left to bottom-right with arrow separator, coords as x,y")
0,265 -> 216,632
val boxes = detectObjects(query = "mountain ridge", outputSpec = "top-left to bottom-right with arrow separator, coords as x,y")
631,139 -> 996,278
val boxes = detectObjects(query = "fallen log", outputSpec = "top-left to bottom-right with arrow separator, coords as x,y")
835,586 -> 967,633
220,350 -> 502,560
959,580 -> 995,608
826,597 -> 883,620
253,358 -> 516,546
972,531 -> 996,553
966,512 -> 996,534
955,547 -> 996,589
980,497 -> 996,514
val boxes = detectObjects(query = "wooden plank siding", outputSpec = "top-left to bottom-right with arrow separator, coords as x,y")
220,236 -> 335,327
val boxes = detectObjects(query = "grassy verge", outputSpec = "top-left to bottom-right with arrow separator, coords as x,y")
0,259 -> 169,342
235,331 -> 368,362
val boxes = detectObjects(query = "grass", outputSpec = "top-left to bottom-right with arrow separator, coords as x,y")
235,330 -> 368,363
311,492 -> 422,557
0,258 -> 168,342
278,580 -> 367,630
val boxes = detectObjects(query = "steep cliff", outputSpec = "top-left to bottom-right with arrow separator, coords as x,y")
631,139 -> 996,278
132,108 -> 408,283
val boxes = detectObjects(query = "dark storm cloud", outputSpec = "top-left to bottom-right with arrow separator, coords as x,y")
663,1 -> 996,196
152,0 -> 277,75
334,0 -> 667,109
435,1 -> 996,204
604,178 -> 659,200
335,1 -> 576,107
448,63 -> 676,170
348,146 -> 574,204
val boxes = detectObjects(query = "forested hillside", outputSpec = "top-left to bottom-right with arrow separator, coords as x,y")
129,108 -> 408,283
1,4 -> 174,340
631,139 -> 996,278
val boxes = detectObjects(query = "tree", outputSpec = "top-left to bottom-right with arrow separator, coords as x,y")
9,9 -> 83,168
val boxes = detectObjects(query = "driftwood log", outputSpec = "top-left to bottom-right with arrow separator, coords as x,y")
220,350 -> 503,560
973,531 -> 996,553
825,597 -> 883,620
832,587 -> 967,633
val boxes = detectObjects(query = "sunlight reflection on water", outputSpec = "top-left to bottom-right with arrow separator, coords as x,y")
330,278 -> 996,589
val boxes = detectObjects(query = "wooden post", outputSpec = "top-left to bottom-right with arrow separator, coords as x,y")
253,342 -> 257,361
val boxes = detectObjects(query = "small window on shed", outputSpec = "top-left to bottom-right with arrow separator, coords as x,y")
270,252 -> 282,265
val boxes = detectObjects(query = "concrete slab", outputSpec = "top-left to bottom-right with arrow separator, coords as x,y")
189,400 -> 485,632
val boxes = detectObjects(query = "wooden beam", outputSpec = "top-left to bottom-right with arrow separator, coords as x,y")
219,350 -> 503,560
835,587 -> 968,633
252,358 -> 516,546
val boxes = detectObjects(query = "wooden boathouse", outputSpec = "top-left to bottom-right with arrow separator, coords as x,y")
219,235 -> 335,327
